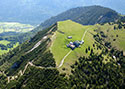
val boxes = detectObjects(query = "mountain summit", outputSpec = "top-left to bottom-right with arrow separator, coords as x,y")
41,5 -> 120,29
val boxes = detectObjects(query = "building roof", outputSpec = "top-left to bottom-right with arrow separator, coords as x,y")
67,36 -> 72,39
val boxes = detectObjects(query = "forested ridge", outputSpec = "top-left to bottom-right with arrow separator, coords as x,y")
0,14 -> 125,89
3,49 -> 125,89
0,21 -> 124,89
0,5 -> 121,56
41,5 -> 120,29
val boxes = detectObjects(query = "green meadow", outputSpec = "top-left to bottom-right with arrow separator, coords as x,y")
0,42 -> 19,55
95,23 -> 125,51
50,20 -> 97,73
0,40 -> 10,46
50,20 -> 125,74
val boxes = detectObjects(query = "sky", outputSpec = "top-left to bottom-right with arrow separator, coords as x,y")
0,0 -> 124,14
0,0 -> 124,24
70,0 -> 125,14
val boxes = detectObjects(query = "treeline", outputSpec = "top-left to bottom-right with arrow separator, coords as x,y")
114,16 -> 125,29
41,6 -> 120,29
70,50 -> 124,89
5,49 -> 125,89
6,68 -> 69,89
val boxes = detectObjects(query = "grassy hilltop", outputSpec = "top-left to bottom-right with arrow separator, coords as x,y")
0,20 -> 124,88
51,20 -> 98,73
50,20 -> 125,73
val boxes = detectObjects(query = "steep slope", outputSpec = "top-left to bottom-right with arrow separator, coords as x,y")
0,6 -> 121,56
0,20 -> 124,88
41,5 -> 120,29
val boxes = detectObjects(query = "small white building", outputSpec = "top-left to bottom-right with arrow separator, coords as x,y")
67,36 -> 72,39
80,40 -> 84,44
70,42 -> 73,45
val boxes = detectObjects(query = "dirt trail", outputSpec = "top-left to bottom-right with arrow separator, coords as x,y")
57,28 -> 90,68
7,26 -> 89,83
58,50 -> 72,68
7,26 -> 57,83
25,36 -> 47,54
81,28 -> 89,41
26,25 -> 56,54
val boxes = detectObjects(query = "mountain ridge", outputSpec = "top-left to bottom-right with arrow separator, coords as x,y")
0,5 -> 124,89
0,19 -> 125,88
41,5 -> 120,29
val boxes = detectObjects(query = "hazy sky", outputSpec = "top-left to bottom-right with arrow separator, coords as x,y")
0,0 -> 124,24
82,0 -> 125,14
0,0 -> 124,14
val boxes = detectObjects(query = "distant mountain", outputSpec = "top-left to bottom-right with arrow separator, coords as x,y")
0,0 -> 124,25
0,0 -> 86,25
41,5 -> 120,29
0,6 -> 121,56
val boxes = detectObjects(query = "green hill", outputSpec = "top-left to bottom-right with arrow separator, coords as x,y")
50,20 -> 125,73
50,20 -> 95,73
0,20 -> 124,88
41,5 -> 120,29
0,6 -> 121,56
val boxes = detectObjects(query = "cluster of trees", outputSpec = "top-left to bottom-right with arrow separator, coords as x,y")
69,50 -> 124,89
0,42 -> 17,50
114,16 -> 125,30
5,48 -> 124,89
93,30 -> 113,49
0,25 -> 57,87
6,68 -> 69,89
0,21 -> 124,89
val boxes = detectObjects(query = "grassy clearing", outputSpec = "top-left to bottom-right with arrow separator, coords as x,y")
0,40 -> 10,46
50,20 -> 125,74
50,20 -> 87,65
95,23 -> 125,51
0,42 -> 19,55
50,20 -> 98,73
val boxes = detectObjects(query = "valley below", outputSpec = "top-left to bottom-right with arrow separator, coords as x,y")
0,22 -> 34,55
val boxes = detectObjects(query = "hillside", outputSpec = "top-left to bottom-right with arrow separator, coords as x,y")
0,20 -> 124,88
0,0 -> 90,25
41,5 -> 120,29
50,20 -> 125,74
0,5 -> 121,56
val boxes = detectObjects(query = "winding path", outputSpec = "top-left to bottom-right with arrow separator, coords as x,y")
26,25 -> 56,54
7,25 -> 57,83
26,26 -> 89,68
81,28 -> 89,41
57,28 -> 90,68
58,50 -> 72,68
7,26 -> 90,83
